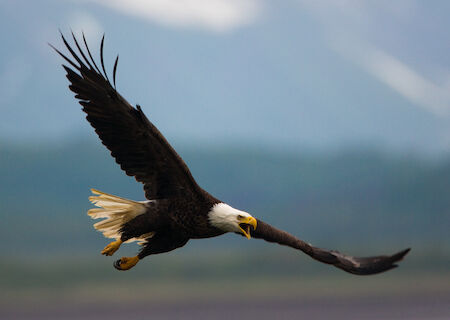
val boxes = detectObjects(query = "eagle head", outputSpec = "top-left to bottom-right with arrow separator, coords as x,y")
208,203 -> 257,239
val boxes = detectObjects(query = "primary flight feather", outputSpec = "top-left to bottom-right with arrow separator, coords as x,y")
53,32 -> 410,274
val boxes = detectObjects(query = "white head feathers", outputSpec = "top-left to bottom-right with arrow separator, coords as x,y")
208,202 -> 254,233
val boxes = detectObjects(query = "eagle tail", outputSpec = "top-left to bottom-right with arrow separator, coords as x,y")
88,189 -> 150,242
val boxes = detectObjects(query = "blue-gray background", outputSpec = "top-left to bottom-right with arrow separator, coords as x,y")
1,1 -> 449,319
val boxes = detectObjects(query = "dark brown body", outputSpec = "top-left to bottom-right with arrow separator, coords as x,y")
120,192 -> 224,259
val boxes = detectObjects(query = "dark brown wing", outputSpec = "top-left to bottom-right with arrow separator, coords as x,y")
52,32 -> 202,199
251,219 -> 410,275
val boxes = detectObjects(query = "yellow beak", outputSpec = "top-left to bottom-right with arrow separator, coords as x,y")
238,216 -> 257,239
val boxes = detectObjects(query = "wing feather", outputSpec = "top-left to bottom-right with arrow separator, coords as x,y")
53,32 -> 202,200
251,219 -> 410,275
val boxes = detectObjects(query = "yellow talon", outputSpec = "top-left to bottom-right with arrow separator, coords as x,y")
114,256 -> 139,271
101,239 -> 123,256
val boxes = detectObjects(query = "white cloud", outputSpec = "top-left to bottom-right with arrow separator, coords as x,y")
363,49 -> 449,116
298,0 -> 450,116
89,0 -> 262,32
298,0 -> 418,23
333,41 -> 450,116
68,11 -> 103,38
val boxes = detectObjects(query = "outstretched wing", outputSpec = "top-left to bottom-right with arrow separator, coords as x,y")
52,32 -> 202,199
251,219 -> 410,275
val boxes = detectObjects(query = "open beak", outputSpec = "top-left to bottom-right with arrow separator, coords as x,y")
238,216 -> 257,239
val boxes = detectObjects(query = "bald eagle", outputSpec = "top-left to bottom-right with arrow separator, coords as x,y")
52,32 -> 410,274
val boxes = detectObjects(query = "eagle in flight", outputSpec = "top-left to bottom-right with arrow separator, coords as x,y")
52,32 -> 410,274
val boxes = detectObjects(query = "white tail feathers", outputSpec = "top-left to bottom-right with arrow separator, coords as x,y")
88,189 -> 153,243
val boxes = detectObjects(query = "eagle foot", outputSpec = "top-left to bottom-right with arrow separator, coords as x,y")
101,239 -> 122,256
114,256 -> 139,271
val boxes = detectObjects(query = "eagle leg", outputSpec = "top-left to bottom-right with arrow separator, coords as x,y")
101,239 -> 123,256
114,256 -> 139,271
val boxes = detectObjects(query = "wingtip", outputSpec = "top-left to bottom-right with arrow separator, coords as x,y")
113,54 -> 119,89
396,248 -> 411,259
60,30 -> 67,42
390,264 -> 399,270
389,248 -> 411,264
398,247 -> 411,256
99,33 -> 110,82
48,42 -> 56,50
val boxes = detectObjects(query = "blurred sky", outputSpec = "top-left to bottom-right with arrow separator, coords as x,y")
0,0 -> 449,155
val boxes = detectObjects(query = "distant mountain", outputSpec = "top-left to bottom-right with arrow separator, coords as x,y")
1,141 -> 449,256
